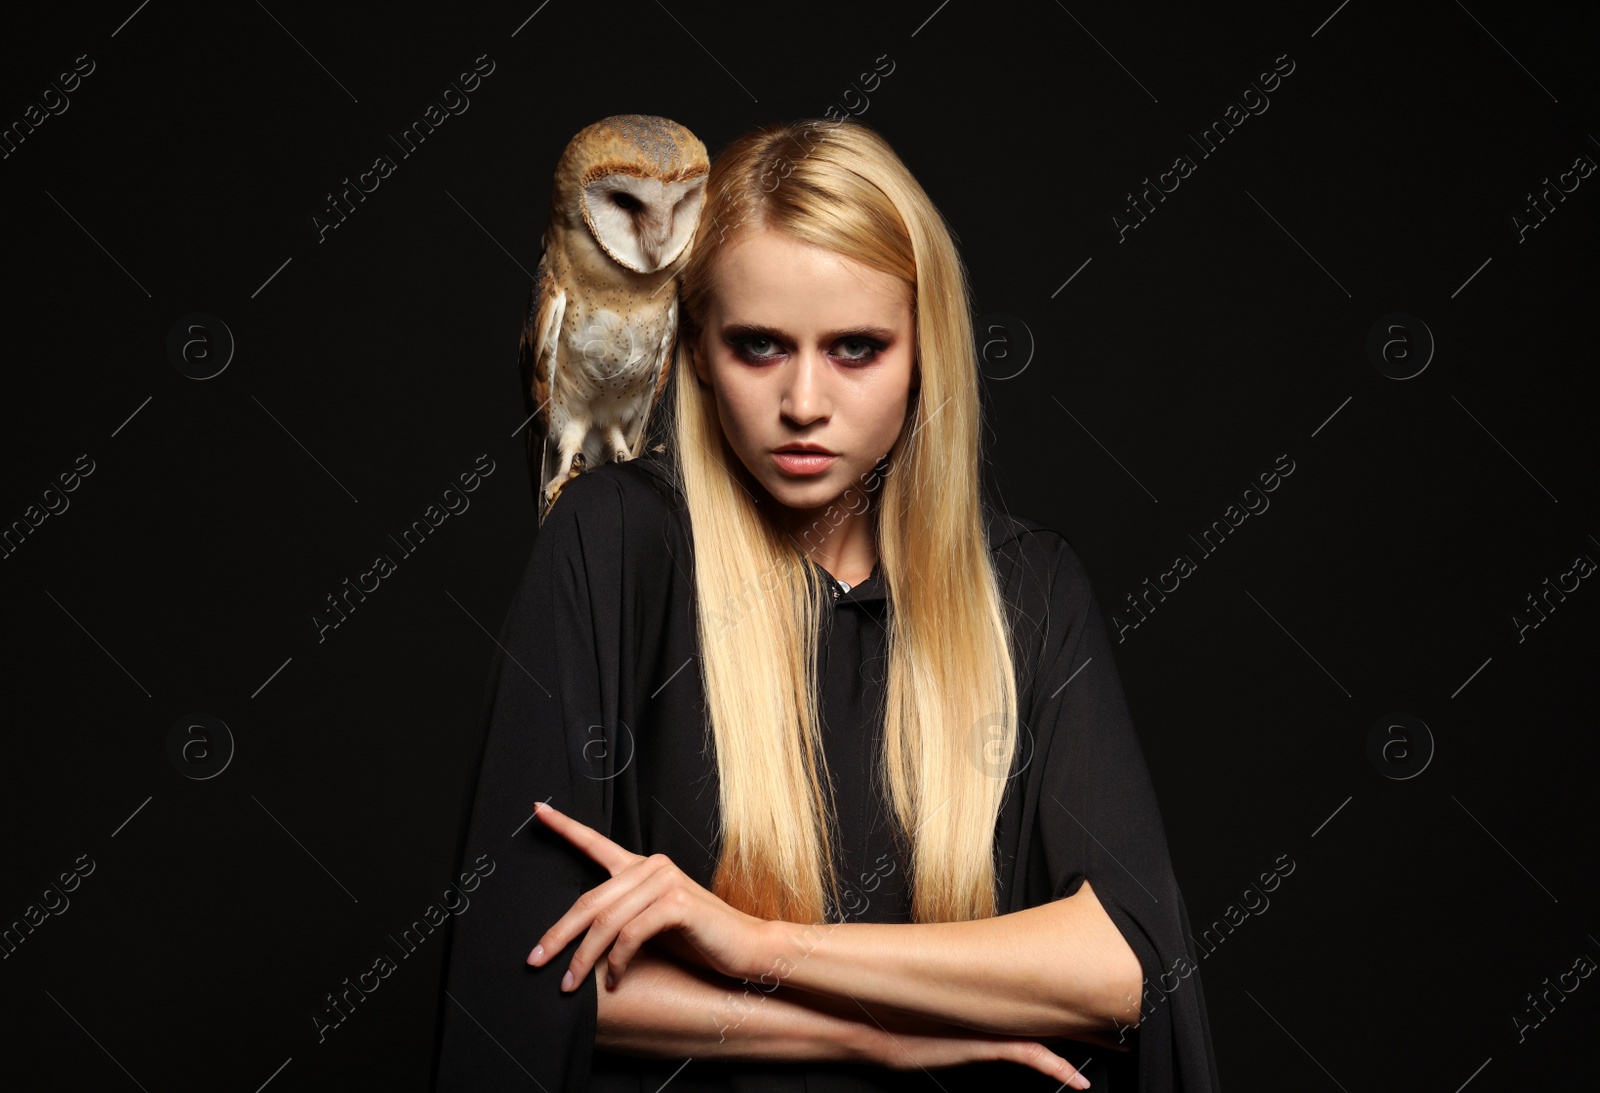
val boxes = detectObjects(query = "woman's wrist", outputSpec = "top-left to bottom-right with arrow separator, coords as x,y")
594,941 -> 883,1064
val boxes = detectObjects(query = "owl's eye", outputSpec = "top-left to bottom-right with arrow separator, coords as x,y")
611,192 -> 641,211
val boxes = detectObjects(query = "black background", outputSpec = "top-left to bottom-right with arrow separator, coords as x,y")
2,1 -> 1597,1089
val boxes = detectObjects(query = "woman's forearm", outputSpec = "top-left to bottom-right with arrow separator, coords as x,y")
594,942 -> 883,1062
594,944 -> 1100,1087
747,878 -> 1143,1043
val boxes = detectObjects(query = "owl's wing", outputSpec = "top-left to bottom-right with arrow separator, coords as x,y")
627,290 -> 677,460
517,252 -> 567,525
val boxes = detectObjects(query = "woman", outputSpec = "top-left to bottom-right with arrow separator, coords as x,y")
432,118 -> 1220,1092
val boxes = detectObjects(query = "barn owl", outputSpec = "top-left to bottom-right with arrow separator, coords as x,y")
518,114 -> 709,524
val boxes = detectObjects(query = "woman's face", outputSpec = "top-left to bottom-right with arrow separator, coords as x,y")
692,227 -> 916,521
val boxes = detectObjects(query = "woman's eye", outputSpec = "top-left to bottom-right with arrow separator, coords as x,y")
733,336 -> 781,362
835,338 -> 882,364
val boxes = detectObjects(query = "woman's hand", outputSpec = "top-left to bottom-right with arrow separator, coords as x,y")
526,802 -> 768,991
854,1008 -> 1094,1089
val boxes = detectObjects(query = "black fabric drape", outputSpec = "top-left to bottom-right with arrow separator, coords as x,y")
431,454 -> 1220,1092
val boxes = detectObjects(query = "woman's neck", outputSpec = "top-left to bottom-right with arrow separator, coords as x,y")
779,507 -> 878,589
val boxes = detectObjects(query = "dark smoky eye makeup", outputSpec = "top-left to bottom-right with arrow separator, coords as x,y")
723,329 -> 891,366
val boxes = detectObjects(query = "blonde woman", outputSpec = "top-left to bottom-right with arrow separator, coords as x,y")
433,118 -> 1220,1092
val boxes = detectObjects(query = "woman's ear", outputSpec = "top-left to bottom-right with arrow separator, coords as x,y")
690,331 -> 711,387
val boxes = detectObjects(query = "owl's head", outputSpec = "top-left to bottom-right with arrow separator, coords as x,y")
554,114 -> 710,275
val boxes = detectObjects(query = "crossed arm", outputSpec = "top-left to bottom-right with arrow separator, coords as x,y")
528,803 -> 1145,1076
745,877 -> 1144,1042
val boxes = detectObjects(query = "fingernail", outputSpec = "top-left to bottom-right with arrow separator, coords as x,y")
1070,1072 -> 1091,1090
528,944 -> 543,965
560,969 -> 574,991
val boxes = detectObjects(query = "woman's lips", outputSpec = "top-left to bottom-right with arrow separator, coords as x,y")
773,451 -> 838,475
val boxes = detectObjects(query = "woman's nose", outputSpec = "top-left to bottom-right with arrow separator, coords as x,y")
780,348 -> 830,425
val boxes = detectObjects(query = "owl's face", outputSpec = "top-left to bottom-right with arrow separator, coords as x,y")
582,172 -> 706,274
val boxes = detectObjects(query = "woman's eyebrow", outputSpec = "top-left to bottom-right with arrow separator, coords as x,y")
721,322 -> 897,343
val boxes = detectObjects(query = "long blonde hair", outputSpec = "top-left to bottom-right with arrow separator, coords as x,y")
664,118 -> 1018,925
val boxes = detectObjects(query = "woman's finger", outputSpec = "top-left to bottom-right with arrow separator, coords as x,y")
1005,1040 -> 1091,1089
532,801 -> 641,876
527,852 -> 667,966
600,886 -> 697,987
557,864 -> 683,989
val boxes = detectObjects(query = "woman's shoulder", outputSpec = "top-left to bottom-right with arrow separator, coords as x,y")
526,455 -> 689,580
983,506 -> 1095,609
539,454 -> 684,530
